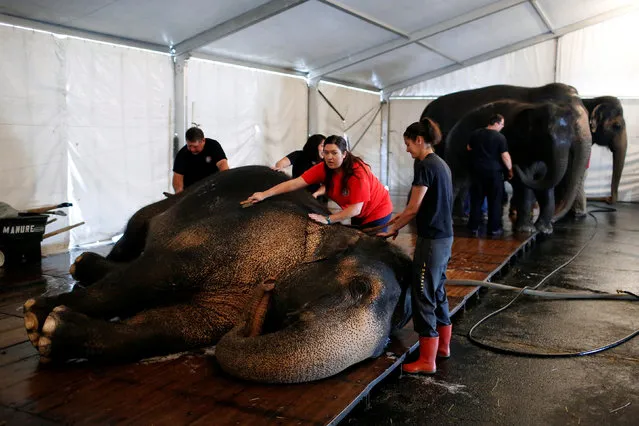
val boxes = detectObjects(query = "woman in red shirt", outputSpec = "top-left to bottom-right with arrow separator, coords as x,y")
242,135 -> 393,230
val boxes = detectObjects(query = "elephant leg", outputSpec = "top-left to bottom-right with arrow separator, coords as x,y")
534,188 -> 555,235
24,253 -> 183,347
69,252 -> 123,285
35,303 -> 224,363
513,186 -> 536,233
453,182 -> 469,220
107,193 -> 183,262
509,183 -> 520,217
570,169 -> 588,217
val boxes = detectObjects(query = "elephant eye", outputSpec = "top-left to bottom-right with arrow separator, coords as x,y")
348,276 -> 373,302
612,123 -> 622,131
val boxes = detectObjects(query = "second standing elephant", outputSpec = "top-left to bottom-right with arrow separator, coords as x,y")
581,96 -> 627,204
420,83 -> 592,233
443,100 -> 590,233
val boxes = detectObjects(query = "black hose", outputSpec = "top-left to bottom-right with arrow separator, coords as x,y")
464,205 -> 639,357
446,279 -> 638,301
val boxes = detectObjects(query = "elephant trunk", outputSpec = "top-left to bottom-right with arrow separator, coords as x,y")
554,103 -> 593,220
215,308 -> 389,383
514,139 -> 570,191
610,128 -> 627,203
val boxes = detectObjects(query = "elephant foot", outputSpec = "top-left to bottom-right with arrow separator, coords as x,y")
70,252 -> 113,285
242,279 -> 276,337
24,297 -> 57,348
514,223 -> 536,234
37,306 -> 97,362
535,221 -> 553,235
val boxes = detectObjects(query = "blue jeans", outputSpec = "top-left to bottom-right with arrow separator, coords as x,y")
351,213 -> 392,233
411,236 -> 453,337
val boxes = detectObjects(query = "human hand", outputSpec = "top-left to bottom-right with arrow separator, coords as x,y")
308,213 -> 330,224
240,192 -> 266,207
271,166 -> 285,172
377,228 -> 399,240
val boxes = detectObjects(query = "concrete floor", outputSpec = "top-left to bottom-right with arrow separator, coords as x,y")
344,202 -> 639,425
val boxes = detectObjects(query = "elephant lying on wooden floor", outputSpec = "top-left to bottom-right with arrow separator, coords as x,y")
23,166 -> 412,383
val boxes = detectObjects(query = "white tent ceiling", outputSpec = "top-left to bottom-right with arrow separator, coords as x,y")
1,0 -> 638,93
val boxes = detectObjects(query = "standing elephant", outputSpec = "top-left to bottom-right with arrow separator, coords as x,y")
442,100 -> 589,233
23,166 -> 412,383
420,83 -> 592,233
582,96 -> 627,203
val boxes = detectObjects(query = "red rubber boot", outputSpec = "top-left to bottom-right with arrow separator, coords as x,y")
402,337 -> 438,374
437,324 -> 452,358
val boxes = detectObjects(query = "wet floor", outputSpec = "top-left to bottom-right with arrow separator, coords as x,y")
344,202 -> 639,425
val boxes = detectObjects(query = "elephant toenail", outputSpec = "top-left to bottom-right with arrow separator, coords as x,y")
53,306 -> 68,313
24,312 -> 38,331
23,299 -> 36,311
38,337 -> 52,356
42,316 -> 58,335
28,332 -> 40,347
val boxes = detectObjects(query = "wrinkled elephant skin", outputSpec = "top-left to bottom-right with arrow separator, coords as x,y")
582,97 -> 627,203
421,83 -> 592,234
23,166 -> 412,383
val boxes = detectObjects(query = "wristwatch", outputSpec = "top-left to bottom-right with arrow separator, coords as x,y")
325,215 -> 332,224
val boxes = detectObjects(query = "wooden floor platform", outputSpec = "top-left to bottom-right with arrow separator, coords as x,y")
0,229 -> 535,425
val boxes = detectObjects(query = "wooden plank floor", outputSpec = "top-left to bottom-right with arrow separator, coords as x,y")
0,229 -> 535,425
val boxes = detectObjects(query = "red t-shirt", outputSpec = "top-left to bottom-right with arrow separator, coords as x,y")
301,162 -> 393,224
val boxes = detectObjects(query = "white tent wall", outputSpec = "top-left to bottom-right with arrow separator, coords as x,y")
186,59 -> 307,170
557,11 -> 639,202
0,24 -> 174,253
395,40 -> 557,97
315,82 -> 382,178
387,99 -> 431,196
0,26 -> 69,253
387,41 -> 556,198
66,39 -> 174,246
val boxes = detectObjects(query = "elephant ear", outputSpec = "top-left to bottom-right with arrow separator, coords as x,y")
302,220 -> 361,263
589,103 -> 603,133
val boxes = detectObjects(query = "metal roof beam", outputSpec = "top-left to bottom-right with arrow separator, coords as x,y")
415,41 -> 462,65
173,0 -> 308,56
317,0 -> 409,38
189,52 -> 307,78
0,13 -> 169,53
307,0 -> 527,80
529,0 -> 555,34
189,52 -> 380,93
382,3 -> 639,95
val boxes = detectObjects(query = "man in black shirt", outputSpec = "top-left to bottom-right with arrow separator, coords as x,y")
378,118 -> 453,375
172,127 -> 229,193
467,114 -> 512,236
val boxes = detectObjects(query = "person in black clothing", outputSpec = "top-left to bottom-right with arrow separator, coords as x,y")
378,119 -> 454,375
467,114 -> 513,236
172,127 -> 229,193
273,134 -> 325,196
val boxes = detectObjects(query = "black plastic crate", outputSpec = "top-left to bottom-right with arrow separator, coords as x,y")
0,213 -> 48,267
